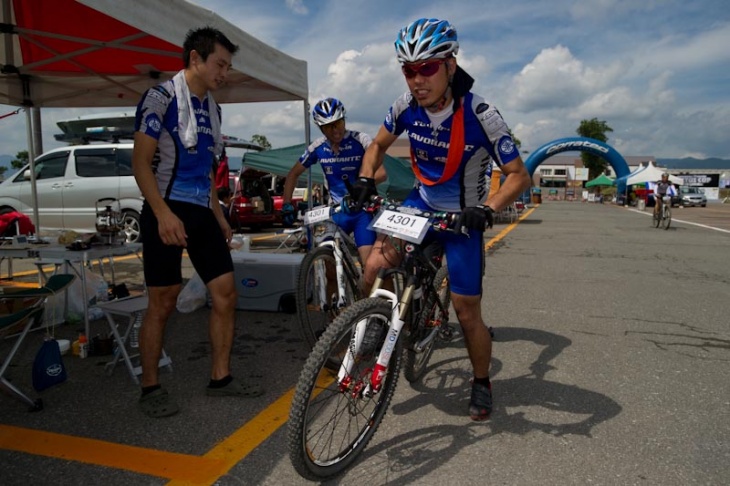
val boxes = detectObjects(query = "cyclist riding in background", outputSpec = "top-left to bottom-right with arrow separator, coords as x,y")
281,97 -> 387,265
652,172 -> 677,217
349,18 -> 531,421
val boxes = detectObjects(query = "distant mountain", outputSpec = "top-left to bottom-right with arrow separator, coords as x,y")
656,157 -> 730,170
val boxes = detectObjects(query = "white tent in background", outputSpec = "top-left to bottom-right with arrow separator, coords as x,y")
626,162 -> 683,186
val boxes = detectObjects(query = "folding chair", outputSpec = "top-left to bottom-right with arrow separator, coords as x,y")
275,227 -> 308,252
0,274 -> 75,411
97,295 -> 172,384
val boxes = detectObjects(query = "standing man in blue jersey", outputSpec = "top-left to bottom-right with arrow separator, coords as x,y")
350,18 -> 531,421
281,98 -> 387,266
133,27 -> 263,418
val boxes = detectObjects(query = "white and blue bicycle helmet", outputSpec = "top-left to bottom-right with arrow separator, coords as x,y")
395,18 -> 459,63
312,98 -> 346,126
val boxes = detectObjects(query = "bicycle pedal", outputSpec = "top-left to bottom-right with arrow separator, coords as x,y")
438,325 -> 455,341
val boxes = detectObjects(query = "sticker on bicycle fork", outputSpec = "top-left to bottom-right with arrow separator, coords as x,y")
303,205 -> 331,225
371,209 -> 430,243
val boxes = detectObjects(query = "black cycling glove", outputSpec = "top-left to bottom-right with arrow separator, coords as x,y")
457,205 -> 494,234
348,177 -> 377,209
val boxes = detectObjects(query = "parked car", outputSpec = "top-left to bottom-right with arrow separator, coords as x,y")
0,143 -> 143,242
679,186 -> 707,207
228,169 -> 305,231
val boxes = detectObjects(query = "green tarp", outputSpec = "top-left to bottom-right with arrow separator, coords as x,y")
585,174 -> 615,187
240,144 -> 416,200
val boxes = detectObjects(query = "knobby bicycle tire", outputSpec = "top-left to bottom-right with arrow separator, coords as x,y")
403,265 -> 451,383
663,207 -> 672,230
288,298 -> 401,480
296,245 -> 360,348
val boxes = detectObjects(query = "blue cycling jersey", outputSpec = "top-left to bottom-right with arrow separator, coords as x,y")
384,91 -> 520,211
134,79 -> 219,208
297,131 -> 372,204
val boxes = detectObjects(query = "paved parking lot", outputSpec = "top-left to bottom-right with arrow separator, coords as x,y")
1,201 -> 729,485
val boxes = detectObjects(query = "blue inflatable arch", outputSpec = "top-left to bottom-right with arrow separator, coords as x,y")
524,137 -> 631,193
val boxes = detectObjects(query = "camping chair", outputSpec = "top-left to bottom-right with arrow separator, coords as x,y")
0,274 -> 75,411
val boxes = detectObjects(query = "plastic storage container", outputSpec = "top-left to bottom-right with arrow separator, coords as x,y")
231,252 -> 303,312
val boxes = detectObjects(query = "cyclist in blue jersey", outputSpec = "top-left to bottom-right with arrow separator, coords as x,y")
350,18 -> 531,421
281,98 -> 387,265
132,27 -> 263,418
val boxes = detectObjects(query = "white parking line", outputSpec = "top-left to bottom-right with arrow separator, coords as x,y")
629,208 -> 730,234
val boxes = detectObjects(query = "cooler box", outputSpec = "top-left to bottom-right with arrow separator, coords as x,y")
231,252 -> 303,312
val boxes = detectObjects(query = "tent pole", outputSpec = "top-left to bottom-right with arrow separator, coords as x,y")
25,108 -> 40,233
31,107 -> 43,156
303,100 -> 312,210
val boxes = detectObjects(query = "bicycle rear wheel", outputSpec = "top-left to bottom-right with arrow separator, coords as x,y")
403,266 -> 450,382
296,245 -> 359,348
288,298 -> 400,480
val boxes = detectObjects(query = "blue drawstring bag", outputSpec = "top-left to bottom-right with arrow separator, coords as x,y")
32,338 -> 67,391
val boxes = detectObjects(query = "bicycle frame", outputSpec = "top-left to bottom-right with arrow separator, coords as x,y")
337,228 -> 449,396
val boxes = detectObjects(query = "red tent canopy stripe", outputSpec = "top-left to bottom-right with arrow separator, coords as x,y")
12,0 -> 182,75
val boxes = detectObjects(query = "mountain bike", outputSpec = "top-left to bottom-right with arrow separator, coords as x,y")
295,202 -> 377,348
653,195 -> 671,230
288,201 -> 456,480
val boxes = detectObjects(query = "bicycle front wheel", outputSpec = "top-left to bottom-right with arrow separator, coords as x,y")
296,245 -> 359,348
653,209 -> 661,228
663,207 -> 671,230
288,298 -> 401,480
404,266 -> 451,382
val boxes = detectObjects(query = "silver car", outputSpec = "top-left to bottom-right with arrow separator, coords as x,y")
679,186 -> 707,207
0,143 -> 143,242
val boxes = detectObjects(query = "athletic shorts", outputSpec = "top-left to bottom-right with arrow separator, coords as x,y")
402,190 -> 485,296
141,200 -> 233,287
331,209 -> 376,247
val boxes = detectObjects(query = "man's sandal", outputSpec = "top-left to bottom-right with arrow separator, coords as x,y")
206,378 -> 264,397
139,387 -> 180,418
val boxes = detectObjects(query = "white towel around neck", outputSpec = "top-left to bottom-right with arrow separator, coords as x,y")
172,69 -> 223,156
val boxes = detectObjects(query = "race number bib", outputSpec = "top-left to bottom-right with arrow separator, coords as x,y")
371,209 -> 430,243
303,206 -> 331,225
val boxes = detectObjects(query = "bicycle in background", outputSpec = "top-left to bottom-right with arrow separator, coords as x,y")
288,201 -> 455,480
653,195 -> 672,230
295,200 -> 379,348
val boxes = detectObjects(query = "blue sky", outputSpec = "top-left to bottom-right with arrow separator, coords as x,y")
1,0 -> 728,160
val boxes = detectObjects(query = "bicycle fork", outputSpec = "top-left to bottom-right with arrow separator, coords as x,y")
314,239 -> 349,311
337,282 -> 414,397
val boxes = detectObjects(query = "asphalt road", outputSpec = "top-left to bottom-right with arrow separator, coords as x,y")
1,201 -> 728,485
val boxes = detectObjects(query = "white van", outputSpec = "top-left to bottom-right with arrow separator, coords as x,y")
0,143 -> 143,242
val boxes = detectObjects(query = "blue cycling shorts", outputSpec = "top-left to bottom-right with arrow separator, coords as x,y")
331,210 -> 376,247
402,190 -> 485,296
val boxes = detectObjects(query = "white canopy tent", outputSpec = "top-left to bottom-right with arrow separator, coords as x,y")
626,162 -> 683,186
0,0 -> 309,229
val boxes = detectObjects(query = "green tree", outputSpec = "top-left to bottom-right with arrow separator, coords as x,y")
250,134 -> 272,151
576,118 -> 613,179
11,150 -> 28,169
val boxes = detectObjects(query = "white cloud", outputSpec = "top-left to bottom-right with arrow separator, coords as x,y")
638,23 -> 730,71
506,45 -> 628,112
285,0 -> 308,15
